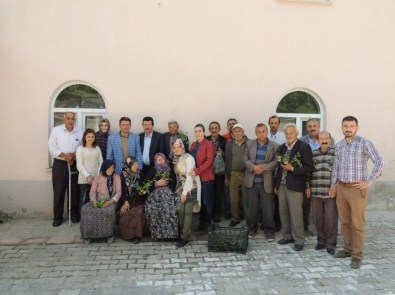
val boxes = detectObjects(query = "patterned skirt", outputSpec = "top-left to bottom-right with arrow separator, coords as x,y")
144,187 -> 178,239
80,203 -> 115,239
119,204 -> 145,240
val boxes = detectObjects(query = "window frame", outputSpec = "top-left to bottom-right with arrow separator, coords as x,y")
276,88 -> 325,137
48,81 -> 107,168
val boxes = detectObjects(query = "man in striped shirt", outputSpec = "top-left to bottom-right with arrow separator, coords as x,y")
329,116 -> 384,269
306,131 -> 337,255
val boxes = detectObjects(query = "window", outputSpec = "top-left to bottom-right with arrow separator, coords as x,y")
48,82 -> 107,168
276,89 -> 324,137
51,82 -> 107,131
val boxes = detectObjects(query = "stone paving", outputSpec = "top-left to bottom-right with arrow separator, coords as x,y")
0,211 -> 395,294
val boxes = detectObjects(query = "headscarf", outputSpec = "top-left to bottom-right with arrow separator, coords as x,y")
97,118 -> 111,136
100,160 -> 115,196
172,138 -> 186,165
122,157 -> 139,193
154,153 -> 171,172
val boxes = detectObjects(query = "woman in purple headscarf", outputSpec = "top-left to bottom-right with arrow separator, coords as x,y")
144,153 -> 178,240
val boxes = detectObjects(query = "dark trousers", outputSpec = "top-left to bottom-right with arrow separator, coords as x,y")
79,184 -> 91,211
200,180 -> 214,223
303,193 -> 311,230
246,183 -> 275,233
142,164 -> 152,176
213,174 -> 225,218
52,159 -> 80,222
312,197 -> 338,250
273,194 -> 281,229
224,184 -> 231,217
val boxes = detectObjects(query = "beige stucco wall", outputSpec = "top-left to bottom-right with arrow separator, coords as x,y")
0,0 -> 394,216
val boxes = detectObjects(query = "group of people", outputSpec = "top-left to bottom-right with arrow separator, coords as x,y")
48,113 -> 384,267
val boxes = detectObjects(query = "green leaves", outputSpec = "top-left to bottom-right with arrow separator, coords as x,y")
276,152 -> 303,168
135,181 -> 152,194
154,171 -> 171,182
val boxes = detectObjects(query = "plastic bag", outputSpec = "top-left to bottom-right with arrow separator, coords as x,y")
213,153 -> 225,175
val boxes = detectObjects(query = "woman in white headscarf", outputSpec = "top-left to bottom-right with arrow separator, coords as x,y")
172,139 -> 201,248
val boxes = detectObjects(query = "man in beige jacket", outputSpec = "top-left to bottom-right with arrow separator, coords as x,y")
244,123 -> 279,241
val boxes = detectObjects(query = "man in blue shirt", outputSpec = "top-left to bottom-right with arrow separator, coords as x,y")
107,117 -> 143,174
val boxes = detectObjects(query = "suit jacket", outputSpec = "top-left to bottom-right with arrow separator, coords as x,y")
106,132 -> 143,173
139,131 -> 165,168
274,139 -> 314,192
163,132 -> 190,160
243,139 -> 279,193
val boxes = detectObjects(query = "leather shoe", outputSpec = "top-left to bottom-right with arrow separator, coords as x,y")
71,217 -> 80,223
315,244 -> 325,250
350,257 -> 362,269
327,248 -> 335,255
52,220 -> 62,227
293,244 -> 304,251
277,238 -> 294,245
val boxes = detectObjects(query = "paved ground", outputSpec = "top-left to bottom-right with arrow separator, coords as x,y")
0,211 -> 395,295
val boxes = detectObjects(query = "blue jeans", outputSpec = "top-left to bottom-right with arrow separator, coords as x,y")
200,180 -> 214,223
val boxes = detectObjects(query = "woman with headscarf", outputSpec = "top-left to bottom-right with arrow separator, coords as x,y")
95,118 -> 111,160
80,160 -> 121,244
144,153 -> 178,240
172,139 -> 201,248
119,156 -> 146,244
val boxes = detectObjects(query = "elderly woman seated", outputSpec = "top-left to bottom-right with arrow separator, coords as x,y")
80,160 -> 121,244
118,157 -> 147,244
144,153 -> 178,240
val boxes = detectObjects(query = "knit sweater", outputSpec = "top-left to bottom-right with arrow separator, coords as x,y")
76,146 -> 103,184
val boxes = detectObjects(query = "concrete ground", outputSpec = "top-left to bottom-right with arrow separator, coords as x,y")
0,211 -> 395,294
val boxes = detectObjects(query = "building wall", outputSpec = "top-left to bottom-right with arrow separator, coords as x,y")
1,0 -> 394,217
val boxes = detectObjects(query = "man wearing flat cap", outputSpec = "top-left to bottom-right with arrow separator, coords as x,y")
225,124 -> 248,227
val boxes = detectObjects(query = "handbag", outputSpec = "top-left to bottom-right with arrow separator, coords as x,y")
213,153 -> 225,175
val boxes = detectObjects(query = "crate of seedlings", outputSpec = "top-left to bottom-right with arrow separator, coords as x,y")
207,223 -> 248,254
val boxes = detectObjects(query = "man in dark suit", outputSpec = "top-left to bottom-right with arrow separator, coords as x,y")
163,120 -> 189,161
275,123 -> 314,251
139,116 -> 165,174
